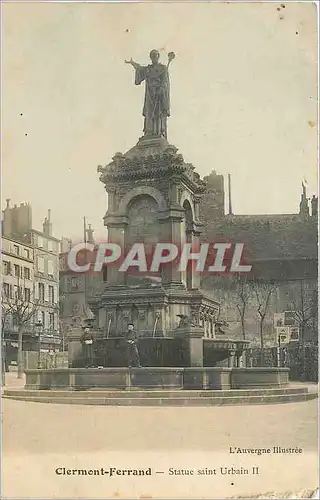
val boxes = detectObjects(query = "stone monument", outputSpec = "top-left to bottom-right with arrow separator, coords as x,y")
22,50 -> 292,395
86,49 -> 247,368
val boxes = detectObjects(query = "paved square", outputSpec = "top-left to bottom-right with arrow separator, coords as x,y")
2,375 -> 318,498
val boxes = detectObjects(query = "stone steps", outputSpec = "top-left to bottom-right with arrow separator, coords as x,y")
3,387 -> 318,406
3,386 -> 308,399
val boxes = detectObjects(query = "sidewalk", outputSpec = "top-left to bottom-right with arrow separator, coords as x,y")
2,372 -> 26,390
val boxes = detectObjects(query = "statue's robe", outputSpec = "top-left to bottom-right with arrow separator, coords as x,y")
134,63 -> 170,138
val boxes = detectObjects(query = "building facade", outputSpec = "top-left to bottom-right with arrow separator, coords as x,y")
32,227 -> 60,345
59,233 -> 104,338
2,201 -> 60,351
2,236 -> 35,344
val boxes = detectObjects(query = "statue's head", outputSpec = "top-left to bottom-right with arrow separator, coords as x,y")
149,49 -> 160,63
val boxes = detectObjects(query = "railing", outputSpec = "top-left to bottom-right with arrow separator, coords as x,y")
249,344 -> 318,382
22,351 -> 68,369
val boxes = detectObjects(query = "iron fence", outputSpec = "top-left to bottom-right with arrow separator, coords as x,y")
250,344 -> 318,382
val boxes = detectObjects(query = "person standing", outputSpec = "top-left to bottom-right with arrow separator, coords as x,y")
47,349 -> 55,369
124,323 -> 141,368
80,327 -> 95,368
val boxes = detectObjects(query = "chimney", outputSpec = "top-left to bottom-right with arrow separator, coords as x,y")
5,199 -> 10,209
43,209 -> 53,237
299,182 -> 310,219
86,223 -> 95,244
311,195 -> 318,217
228,174 -> 233,215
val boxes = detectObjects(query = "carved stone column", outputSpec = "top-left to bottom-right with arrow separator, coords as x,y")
158,206 -> 185,286
189,220 -> 205,290
228,349 -> 236,368
103,214 -> 128,286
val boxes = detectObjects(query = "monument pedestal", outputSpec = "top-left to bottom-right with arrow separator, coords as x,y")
90,284 -> 219,341
67,327 -> 83,368
174,325 -> 204,367
93,135 -> 222,366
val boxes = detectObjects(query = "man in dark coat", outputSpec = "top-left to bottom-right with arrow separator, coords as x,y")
80,327 -> 95,368
124,323 -> 141,368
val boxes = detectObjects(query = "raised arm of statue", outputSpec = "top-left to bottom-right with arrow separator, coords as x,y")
125,58 -> 140,70
125,58 -> 147,85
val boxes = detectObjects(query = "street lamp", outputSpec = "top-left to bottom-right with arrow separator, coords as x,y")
35,320 -> 42,369
1,339 -> 6,386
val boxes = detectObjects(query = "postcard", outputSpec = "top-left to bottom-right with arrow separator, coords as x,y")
1,1 -> 318,499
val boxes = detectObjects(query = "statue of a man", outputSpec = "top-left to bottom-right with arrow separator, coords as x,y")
125,50 -> 175,139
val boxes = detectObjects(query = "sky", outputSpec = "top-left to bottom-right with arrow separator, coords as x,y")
2,1 -> 318,242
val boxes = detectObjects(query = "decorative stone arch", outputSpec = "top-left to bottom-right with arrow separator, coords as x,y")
118,186 -> 167,214
182,199 -> 194,227
180,198 -> 194,290
180,192 -> 195,221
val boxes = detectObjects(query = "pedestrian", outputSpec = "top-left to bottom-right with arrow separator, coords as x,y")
48,349 -> 55,369
80,327 -> 95,368
124,323 -> 141,368
3,341 -> 9,372
283,347 -> 290,368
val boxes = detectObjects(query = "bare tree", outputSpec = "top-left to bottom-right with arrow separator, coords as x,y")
233,274 -> 253,340
252,279 -> 278,364
2,277 -> 40,378
289,280 -> 318,343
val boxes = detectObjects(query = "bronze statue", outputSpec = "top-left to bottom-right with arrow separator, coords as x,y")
215,320 -> 229,336
125,50 -> 175,139
176,314 -> 194,328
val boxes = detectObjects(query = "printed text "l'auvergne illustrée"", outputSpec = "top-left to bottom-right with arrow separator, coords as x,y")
229,446 -> 303,455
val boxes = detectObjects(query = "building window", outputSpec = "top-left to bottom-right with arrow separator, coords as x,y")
38,236 -> 43,248
49,285 -> 54,305
48,240 -> 53,252
41,311 -> 45,328
39,283 -> 45,301
24,288 -> 31,302
24,267 -> 31,280
24,248 -> 30,259
48,260 -> 54,276
13,245 -> 19,255
3,261 -> 11,275
3,283 -> 10,297
37,256 -> 45,273
14,264 -> 20,277
49,312 -> 55,331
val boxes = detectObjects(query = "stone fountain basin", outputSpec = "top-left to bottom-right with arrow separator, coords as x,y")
24,367 -> 289,391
